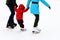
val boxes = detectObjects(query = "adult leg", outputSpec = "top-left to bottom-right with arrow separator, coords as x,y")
32,14 -> 41,33
6,4 -> 16,28
33,14 -> 39,27
8,5 -> 17,26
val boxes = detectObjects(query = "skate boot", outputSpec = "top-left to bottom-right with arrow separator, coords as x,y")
6,23 -> 15,29
20,28 -> 26,31
32,27 -> 41,34
12,23 -> 17,27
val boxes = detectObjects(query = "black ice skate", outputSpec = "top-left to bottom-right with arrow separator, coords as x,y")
12,23 -> 17,27
6,23 -> 15,29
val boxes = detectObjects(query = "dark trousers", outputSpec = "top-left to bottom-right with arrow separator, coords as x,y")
33,14 -> 39,27
6,4 -> 15,24
17,20 -> 24,28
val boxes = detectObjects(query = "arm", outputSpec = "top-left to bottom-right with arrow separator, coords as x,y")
26,0 -> 31,8
11,0 -> 18,7
40,0 -> 51,9
23,8 -> 29,12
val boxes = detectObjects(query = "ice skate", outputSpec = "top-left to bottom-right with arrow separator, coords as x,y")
12,23 -> 17,27
6,23 -> 17,28
32,27 -> 41,34
20,28 -> 27,31
6,24 -> 15,29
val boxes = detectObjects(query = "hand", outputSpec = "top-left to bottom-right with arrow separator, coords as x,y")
14,6 -> 16,8
26,8 -> 29,11
14,6 -> 16,11
15,4 -> 18,8
16,5 -> 18,8
24,8 -> 29,12
26,7 -> 29,11
49,6 -> 51,9
27,8 -> 29,10
27,7 -> 29,9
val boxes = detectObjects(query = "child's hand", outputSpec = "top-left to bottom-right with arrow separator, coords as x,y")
24,8 -> 29,12
26,8 -> 29,11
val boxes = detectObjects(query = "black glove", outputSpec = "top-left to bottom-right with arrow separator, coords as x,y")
49,6 -> 51,9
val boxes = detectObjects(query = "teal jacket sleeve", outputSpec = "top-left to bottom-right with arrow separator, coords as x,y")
26,0 -> 31,8
40,0 -> 50,8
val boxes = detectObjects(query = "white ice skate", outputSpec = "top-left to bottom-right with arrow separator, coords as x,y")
32,27 -> 41,34
20,28 -> 27,31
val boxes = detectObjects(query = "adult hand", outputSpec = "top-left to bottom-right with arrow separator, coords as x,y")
16,5 -> 18,8
27,7 -> 29,9
15,4 -> 18,8
49,6 -> 51,9
14,6 -> 16,11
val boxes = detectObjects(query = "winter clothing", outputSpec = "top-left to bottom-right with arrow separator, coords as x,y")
14,4 -> 29,20
26,0 -> 50,27
26,0 -> 50,14
6,4 -> 15,24
14,4 -> 29,28
6,0 -> 18,28
6,0 -> 18,7
34,14 -> 39,27
17,20 -> 24,28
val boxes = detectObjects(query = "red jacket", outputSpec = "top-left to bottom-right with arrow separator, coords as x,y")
14,4 -> 28,20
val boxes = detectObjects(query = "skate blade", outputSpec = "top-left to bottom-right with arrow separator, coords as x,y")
32,31 -> 40,34
6,26 -> 14,29
20,29 -> 27,32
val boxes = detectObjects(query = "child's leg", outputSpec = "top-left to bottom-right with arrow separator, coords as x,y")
17,20 -> 24,28
17,20 -> 26,31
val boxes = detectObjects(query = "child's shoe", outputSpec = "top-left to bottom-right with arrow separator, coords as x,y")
20,28 -> 26,31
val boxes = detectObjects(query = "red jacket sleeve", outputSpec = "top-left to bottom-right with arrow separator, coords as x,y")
23,8 -> 29,12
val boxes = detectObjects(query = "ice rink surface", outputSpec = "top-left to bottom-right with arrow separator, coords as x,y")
0,0 -> 60,40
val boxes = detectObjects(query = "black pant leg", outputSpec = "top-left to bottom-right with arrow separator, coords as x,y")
17,20 -> 24,28
33,14 -> 39,27
7,4 -> 15,24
